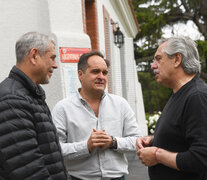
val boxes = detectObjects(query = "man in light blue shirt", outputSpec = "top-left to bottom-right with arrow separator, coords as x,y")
52,50 -> 142,180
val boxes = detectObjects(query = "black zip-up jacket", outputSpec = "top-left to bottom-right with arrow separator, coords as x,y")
0,66 -> 68,179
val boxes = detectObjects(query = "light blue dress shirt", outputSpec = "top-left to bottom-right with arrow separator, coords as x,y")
52,91 -> 142,180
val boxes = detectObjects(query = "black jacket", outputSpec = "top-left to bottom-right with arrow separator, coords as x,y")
0,66 -> 68,180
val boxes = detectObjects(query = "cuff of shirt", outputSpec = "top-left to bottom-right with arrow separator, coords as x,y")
115,137 -> 136,151
74,140 -> 90,158
62,140 -> 90,159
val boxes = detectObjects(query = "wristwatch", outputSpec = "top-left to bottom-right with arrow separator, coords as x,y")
110,136 -> 116,149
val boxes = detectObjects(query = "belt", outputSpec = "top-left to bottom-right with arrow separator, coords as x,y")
111,176 -> 124,180
71,175 -> 124,180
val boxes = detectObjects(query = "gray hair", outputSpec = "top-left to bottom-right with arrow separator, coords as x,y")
160,36 -> 201,74
15,32 -> 55,64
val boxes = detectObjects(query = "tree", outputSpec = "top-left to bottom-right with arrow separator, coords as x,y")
132,0 -> 207,78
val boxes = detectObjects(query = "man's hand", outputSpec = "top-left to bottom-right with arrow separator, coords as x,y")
136,136 -> 154,150
137,146 -> 158,167
87,129 -> 112,152
138,147 -> 179,170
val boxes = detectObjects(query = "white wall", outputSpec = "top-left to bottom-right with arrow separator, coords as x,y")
44,0 -> 91,109
0,0 -> 51,81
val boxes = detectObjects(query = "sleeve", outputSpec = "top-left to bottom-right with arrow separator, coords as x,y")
52,102 -> 90,160
0,95 -> 51,180
176,93 -> 207,173
115,99 -> 143,152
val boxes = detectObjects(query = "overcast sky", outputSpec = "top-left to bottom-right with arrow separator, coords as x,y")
162,21 -> 204,40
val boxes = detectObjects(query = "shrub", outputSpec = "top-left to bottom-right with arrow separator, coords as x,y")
146,112 -> 161,135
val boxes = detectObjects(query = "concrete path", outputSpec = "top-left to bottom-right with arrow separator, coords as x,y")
125,152 -> 150,180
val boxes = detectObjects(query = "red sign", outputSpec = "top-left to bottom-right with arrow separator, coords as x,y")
59,47 -> 90,63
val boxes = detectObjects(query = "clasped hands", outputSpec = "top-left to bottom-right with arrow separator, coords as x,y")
87,129 -> 113,152
136,136 -> 159,167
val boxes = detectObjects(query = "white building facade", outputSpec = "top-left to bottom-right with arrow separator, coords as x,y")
0,0 -> 147,135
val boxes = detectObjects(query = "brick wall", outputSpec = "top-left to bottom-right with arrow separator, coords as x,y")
85,0 -> 99,50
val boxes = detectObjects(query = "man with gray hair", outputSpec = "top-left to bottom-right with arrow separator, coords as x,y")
0,32 -> 68,179
136,36 -> 207,180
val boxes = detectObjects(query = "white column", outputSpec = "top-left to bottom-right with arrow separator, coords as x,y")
123,37 -> 147,135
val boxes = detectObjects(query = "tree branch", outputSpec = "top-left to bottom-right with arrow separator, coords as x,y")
201,0 -> 207,17
166,12 -> 194,22
180,0 -> 190,12
136,55 -> 154,63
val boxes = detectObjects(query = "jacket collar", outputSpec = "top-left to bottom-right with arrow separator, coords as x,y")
9,66 -> 46,100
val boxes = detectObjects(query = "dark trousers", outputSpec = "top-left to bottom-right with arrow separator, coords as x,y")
71,175 -> 125,180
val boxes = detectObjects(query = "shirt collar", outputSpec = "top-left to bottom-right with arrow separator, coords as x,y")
77,88 -> 106,105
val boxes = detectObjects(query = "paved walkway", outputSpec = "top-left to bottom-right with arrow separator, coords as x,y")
125,152 -> 150,180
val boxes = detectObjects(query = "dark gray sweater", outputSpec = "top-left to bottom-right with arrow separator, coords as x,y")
149,75 -> 207,180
